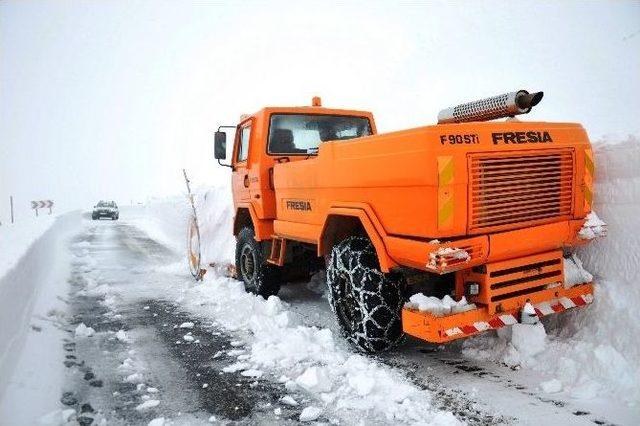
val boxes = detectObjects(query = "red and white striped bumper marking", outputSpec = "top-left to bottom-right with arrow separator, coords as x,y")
444,294 -> 593,337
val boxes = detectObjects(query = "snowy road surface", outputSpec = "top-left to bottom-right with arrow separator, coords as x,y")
1,211 -> 637,426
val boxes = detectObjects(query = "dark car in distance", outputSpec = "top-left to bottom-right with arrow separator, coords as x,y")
92,200 -> 119,220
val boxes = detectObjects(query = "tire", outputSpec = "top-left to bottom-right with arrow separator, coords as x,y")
326,236 -> 405,353
235,227 -> 281,298
92,215 -> 97,220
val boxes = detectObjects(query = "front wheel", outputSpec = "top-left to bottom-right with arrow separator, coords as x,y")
235,227 -> 281,298
326,236 -> 405,353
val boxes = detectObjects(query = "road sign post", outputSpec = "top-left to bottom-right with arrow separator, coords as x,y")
10,196 -> 14,224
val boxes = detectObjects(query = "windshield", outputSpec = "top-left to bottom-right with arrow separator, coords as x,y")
268,114 -> 371,155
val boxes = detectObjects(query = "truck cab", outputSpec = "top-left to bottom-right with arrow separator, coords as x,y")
216,100 -> 376,241
214,93 -> 602,353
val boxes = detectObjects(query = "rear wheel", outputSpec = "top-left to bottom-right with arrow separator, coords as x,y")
235,227 -> 281,298
326,236 -> 405,353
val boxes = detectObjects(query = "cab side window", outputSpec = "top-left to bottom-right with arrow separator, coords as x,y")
237,125 -> 251,162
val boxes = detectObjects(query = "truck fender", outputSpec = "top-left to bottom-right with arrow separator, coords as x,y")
319,206 -> 398,272
233,203 -> 274,241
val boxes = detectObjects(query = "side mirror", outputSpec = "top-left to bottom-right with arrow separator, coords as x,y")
214,131 -> 227,160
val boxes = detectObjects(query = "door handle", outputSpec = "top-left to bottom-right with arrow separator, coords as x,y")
243,175 -> 249,188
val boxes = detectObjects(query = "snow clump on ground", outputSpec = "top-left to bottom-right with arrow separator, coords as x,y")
74,323 -> 95,338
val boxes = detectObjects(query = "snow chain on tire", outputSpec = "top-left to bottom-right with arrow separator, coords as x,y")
235,227 -> 281,298
326,236 -> 405,353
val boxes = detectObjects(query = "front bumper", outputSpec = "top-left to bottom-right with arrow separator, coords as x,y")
402,283 -> 593,344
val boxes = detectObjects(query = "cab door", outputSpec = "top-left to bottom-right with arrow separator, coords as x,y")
232,122 -> 252,203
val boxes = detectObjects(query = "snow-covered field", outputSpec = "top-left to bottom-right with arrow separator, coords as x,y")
1,136 -> 639,425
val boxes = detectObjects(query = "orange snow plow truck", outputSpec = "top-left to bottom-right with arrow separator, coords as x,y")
213,90 -> 601,353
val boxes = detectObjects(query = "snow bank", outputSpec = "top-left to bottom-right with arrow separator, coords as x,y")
174,277 -> 460,424
121,196 -> 190,254
194,184 -> 235,266
0,215 -> 58,280
0,213 -> 81,422
126,183 -> 235,266
463,135 -> 640,404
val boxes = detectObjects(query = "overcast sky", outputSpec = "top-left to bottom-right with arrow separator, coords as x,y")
1,0 -> 639,222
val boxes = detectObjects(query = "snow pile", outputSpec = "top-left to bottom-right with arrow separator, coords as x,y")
578,211 -> 607,240
563,254 -> 593,288
136,399 -> 160,411
115,329 -> 130,342
464,323 -> 547,369
74,323 -> 95,338
148,418 -> 165,426
170,274 -> 460,424
463,135 -> 640,404
405,294 -> 475,316
540,378 -> 562,394
299,406 -> 323,422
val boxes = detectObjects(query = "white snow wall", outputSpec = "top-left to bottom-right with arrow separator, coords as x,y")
195,185 -> 236,266
573,136 -> 640,389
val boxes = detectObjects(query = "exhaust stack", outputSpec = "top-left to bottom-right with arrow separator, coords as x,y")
437,90 -> 543,124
